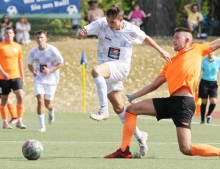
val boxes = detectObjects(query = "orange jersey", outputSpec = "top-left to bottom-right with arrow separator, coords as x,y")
159,43 -> 212,96
0,41 -> 23,79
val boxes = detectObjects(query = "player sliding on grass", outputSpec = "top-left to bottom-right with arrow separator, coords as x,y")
76,4 -> 171,156
28,30 -> 64,132
105,27 -> 220,158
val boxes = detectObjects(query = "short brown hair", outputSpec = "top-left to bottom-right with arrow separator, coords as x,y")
106,4 -> 124,18
4,26 -> 14,33
175,27 -> 192,34
35,30 -> 47,36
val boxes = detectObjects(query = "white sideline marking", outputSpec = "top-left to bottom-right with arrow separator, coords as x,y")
0,141 -> 220,145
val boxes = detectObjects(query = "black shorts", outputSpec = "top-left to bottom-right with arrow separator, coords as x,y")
198,79 -> 218,99
0,78 -> 23,95
153,96 -> 195,129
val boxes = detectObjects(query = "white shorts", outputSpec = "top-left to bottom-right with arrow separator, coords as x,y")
105,61 -> 130,94
34,83 -> 57,100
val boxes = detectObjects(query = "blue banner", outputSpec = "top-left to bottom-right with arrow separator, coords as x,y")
0,0 -> 80,15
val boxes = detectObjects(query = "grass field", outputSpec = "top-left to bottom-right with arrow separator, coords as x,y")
1,112 -> 220,169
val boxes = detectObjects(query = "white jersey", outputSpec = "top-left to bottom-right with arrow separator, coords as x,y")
28,44 -> 64,85
84,17 -> 146,64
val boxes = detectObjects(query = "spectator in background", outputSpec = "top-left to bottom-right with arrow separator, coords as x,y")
127,3 -> 151,27
0,15 -> 13,41
184,3 -> 203,32
15,15 -> 31,45
87,1 -> 104,23
198,53 -> 220,124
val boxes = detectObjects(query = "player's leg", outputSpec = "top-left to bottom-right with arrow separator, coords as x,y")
1,94 -> 12,129
34,83 -> 46,132
104,99 -> 156,158
206,82 -> 218,123
108,90 -> 148,156
90,63 -> 111,120
14,89 -> 26,129
36,94 -> 46,132
12,78 -> 26,129
7,98 -> 18,124
198,79 -> 208,123
178,126 -> 220,156
0,79 -> 13,129
44,84 -> 57,125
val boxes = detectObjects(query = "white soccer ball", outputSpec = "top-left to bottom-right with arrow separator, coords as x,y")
7,6 -> 18,15
22,139 -> 44,160
67,5 -> 78,14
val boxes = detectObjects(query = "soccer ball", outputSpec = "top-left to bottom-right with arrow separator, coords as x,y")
22,139 -> 44,160
67,5 -> 78,14
7,6 -> 18,15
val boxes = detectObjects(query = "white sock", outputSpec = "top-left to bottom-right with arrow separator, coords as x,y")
94,77 -> 108,112
18,118 -> 22,123
117,106 -> 126,123
38,114 -> 45,129
117,107 -> 143,140
134,126 -> 143,140
49,108 -> 54,116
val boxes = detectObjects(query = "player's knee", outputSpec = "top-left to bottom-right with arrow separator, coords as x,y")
37,99 -> 44,106
126,105 -> 136,114
113,106 -> 124,114
91,66 -> 100,77
179,145 -> 191,155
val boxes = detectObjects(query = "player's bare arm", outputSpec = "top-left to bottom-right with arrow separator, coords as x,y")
76,29 -> 88,39
127,76 -> 166,103
43,63 -> 63,75
18,59 -> 25,83
28,64 -> 38,77
0,65 -> 9,80
209,38 -> 220,52
144,36 -> 171,63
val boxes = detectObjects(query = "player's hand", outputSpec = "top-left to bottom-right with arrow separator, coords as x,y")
160,51 -> 172,63
126,94 -> 134,104
42,67 -> 51,74
77,29 -> 88,39
33,70 -> 38,77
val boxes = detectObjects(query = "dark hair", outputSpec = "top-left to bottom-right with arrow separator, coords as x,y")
106,4 -> 124,18
191,3 -> 198,10
175,27 -> 192,34
88,0 -> 94,6
35,30 -> 47,36
1,15 -> 10,24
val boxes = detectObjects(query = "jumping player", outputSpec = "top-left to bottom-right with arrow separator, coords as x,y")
76,4 -> 171,156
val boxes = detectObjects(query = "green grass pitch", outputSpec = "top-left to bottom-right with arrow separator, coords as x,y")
1,112 -> 220,169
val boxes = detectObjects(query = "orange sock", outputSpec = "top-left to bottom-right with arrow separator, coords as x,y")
191,144 -> 220,156
0,106 -> 8,124
7,104 -> 17,118
120,112 -> 137,151
17,104 -> 24,122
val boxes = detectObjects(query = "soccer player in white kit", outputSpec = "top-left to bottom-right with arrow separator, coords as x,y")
76,4 -> 171,156
28,30 -> 64,132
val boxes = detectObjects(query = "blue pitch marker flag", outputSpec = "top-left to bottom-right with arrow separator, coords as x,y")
80,51 -> 88,66
81,51 -> 87,112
